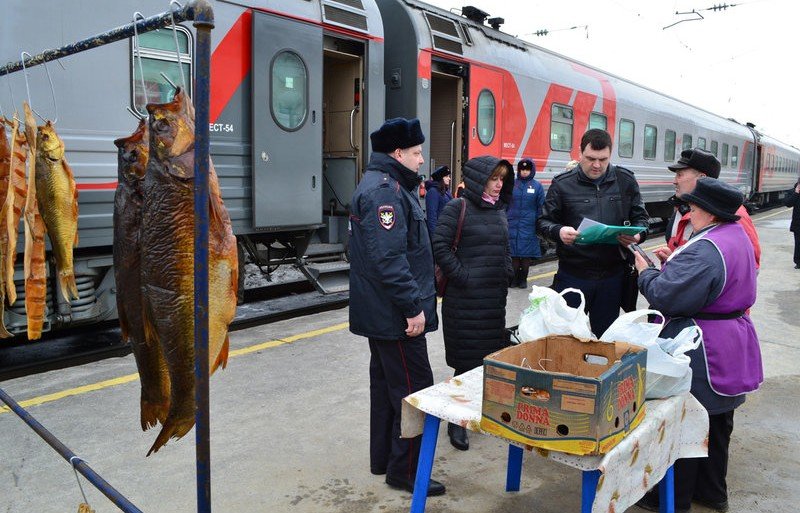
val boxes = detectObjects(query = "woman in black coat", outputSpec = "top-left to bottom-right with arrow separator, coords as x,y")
432,156 -> 514,450
784,180 -> 800,269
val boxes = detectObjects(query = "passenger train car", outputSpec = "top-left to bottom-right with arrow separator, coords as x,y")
1,0 -> 798,337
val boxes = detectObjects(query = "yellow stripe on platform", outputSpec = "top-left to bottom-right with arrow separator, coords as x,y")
0,374 -> 139,414
1,322 -> 351,415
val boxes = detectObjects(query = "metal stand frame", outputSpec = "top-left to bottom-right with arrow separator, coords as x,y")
0,2 -> 215,511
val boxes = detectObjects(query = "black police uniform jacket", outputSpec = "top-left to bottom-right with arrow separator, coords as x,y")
536,164 -> 649,278
432,156 -> 514,371
348,152 -> 438,340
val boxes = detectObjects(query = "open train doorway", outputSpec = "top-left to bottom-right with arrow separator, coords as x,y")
429,71 -> 463,194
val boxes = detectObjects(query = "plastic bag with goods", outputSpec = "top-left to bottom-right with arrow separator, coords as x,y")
516,286 -> 594,341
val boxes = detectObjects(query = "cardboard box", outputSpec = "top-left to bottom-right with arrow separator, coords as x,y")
481,335 -> 647,455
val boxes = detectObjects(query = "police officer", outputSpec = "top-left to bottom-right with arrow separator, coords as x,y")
348,118 -> 445,496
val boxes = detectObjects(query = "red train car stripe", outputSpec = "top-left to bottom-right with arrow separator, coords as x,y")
418,50 -> 432,80
522,83 -> 573,170
501,69 -> 527,162
76,182 -> 118,190
571,63 -> 617,141
210,11 -> 252,124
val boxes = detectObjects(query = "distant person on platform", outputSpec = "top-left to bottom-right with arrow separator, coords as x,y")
783,180 -> 800,269
348,117 -> 445,497
536,128 -> 649,336
507,158 -> 545,288
658,148 -> 761,268
424,165 -> 453,236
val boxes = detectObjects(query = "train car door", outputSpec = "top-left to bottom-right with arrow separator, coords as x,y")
430,70 -> 463,189
252,12 -> 323,229
468,65 -> 503,160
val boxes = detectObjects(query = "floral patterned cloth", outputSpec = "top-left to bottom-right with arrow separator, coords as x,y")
401,367 -> 709,513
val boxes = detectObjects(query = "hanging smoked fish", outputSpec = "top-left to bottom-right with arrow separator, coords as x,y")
4,116 -> 27,307
141,89 -> 238,455
22,102 -> 47,340
113,119 -> 170,430
0,118 -> 13,337
35,120 -> 79,301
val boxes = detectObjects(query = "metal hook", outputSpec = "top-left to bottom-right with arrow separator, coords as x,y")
169,0 -> 188,94
20,51 -> 59,124
126,106 -> 145,121
69,456 -> 91,506
132,12 -> 149,114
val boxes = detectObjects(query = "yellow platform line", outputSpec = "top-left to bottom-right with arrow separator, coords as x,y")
1,322 -> 351,415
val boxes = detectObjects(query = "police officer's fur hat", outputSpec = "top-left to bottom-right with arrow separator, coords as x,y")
681,177 -> 743,222
370,117 -> 425,153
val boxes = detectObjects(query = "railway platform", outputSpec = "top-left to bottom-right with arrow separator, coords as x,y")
1,206 -> 798,513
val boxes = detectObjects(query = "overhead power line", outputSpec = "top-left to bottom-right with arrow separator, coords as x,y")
663,3 -> 738,29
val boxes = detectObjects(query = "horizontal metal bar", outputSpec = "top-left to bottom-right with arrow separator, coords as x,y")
0,0 -> 205,77
0,386 -> 144,513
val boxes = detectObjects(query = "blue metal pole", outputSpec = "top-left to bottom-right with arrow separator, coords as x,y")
0,387 -> 144,513
192,2 -> 214,513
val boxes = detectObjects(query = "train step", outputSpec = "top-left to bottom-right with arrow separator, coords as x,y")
298,260 -> 350,295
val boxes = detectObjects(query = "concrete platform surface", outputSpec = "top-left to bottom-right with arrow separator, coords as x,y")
1,207 -> 798,513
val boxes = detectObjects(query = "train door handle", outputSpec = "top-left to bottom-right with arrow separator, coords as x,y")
472,127 -> 476,139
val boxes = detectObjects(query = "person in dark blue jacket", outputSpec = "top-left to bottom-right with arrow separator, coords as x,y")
424,165 -> 453,236
507,158 -> 545,288
348,117 -> 445,497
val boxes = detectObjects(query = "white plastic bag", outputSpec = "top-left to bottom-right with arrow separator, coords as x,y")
644,326 -> 702,399
598,310 -> 701,399
516,286 -> 594,341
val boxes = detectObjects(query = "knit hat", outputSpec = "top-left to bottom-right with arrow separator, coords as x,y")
681,177 -> 743,222
431,165 -> 450,181
517,158 -> 535,172
370,117 -> 425,153
668,148 -> 721,178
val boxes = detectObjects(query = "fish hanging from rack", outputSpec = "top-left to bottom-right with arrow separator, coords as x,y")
35,120 -> 79,302
4,115 -> 28,308
22,102 -> 47,340
0,117 -> 14,338
113,119 -> 170,430
140,88 -> 238,455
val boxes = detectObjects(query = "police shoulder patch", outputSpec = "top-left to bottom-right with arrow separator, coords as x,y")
378,205 -> 395,230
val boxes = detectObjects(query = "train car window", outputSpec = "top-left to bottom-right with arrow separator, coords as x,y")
697,137 -> 706,150
618,119 -> 634,158
131,27 -> 193,116
721,143 -> 729,165
731,145 -> 739,168
589,112 -> 607,130
550,104 -> 573,151
643,125 -> 657,160
477,89 -> 496,145
682,134 -> 692,151
664,130 -> 676,161
271,51 -> 309,131
710,140 -> 718,157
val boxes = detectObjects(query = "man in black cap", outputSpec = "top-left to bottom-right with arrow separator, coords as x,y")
657,148 -> 761,268
348,118 -> 445,496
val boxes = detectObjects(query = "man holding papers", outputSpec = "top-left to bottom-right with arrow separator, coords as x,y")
537,129 -> 649,335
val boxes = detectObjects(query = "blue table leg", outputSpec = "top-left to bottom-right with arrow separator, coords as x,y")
581,469 -> 601,513
658,465 -> 675,513
506,445 -> 523,491
409,414 -> 441,513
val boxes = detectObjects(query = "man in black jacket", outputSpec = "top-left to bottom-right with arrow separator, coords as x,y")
784,180 -> 800,269
536,128 -> 649,336
348,118 -> 444,496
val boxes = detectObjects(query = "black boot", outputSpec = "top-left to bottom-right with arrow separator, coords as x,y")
447,423 -> 469,451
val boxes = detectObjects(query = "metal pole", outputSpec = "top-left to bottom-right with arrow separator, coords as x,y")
192,2 -> 215,513
0,387 -> 144,513
0,2 -> 202,77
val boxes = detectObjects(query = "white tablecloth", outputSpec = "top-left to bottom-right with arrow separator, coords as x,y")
401,367 -> 709,513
